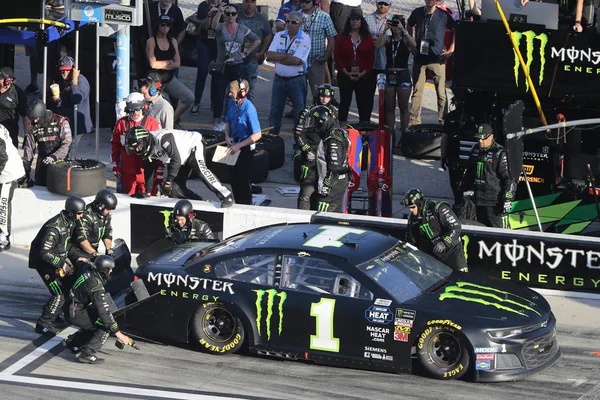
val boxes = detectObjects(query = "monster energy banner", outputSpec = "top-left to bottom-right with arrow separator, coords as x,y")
311,214 -> 600,294
453,21 -> 600,100
130,204 -> 224,253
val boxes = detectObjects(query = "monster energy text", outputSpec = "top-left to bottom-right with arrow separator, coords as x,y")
253,289 -> 287,340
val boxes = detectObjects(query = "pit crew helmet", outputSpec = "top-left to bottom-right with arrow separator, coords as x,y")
125,126 -> 153,157
403,188 -> 425,208
317,84 -> 335,98
94,189 -> 118,212
27,99 -> 47,120
64,196 -> 86,222
310,105 -> 334,135
93,255 -> 115,282
173,200 -> 194,224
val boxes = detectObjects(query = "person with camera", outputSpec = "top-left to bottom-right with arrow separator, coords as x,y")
111,92 -> 162,196
379,14 -> 416,140
0,67 -> 27,149
165,200 -> 215,243
224,79 -> 262,205
139,72 -> 175,130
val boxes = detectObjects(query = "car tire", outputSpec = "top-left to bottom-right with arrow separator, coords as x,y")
46,159 -> 106,197
416,325 -> 470,380
251,149 -> 270,183
192,303 -> 245,355
401,124 -> 443,159
256,133 -> 285,170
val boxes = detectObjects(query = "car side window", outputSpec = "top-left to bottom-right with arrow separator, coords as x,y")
214,254 -> 276,286
280,255 -> 373,300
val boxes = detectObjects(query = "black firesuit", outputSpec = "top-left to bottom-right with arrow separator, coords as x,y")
460,140 -> 516,229
406,200 -> 468,272
64,262 -> 119,357
29,211 -> 78,327
315,125 -> 350,213
72,202 -> 113,260
166,219 -> 214,244
0,83 -> 27,148
295,102 -> 338,210
23,111 -> 72,186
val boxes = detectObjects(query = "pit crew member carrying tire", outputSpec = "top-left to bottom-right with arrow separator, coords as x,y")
403,188 -> 468,272
166,199 -> 215,243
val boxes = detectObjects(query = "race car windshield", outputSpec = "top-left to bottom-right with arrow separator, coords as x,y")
357,243 -> 452,303
202,234 -> 252,255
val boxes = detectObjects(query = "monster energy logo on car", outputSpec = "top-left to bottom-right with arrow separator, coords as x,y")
476,161 -> 484,179
253,289 -> 287,340
420,223 -> 434,239
439,281 -> 541,317
511,31 -> 548,91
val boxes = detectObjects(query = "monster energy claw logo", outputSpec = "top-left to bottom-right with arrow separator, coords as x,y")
420,223 -> 434,239
253,289 -> 287,340
439,281 -> 540,317
476,161 -> 484,179
512,31 -> 548,91
317,202 -> 330,212
160,210 -> 173,228
300,165 -> 309,180
49,280 -> 62,295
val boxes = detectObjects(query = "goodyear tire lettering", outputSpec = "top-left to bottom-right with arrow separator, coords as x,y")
427,319 -> 462,330
443,364 -> 464,378
418,327 -> 432,349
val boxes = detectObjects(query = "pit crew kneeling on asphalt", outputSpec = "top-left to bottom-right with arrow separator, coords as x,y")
403,188 -> 468,272
29,196 -> 86,335
166,199 -> 214,243
124,126 -> 234,208
23,99 -> 72,186
72,189 -> 117,261
295,84 -> 339,210
312,105 -> 350,213
63,256 -> 135,364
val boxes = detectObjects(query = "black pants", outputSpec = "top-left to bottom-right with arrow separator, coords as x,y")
437,245 -> 468,272
230,146 -> 254,205
35,264 -> 65,327
476,205 -> 510,229
0,180 -> 16,245
315,177 -> 348,213
338,73 -> 372,123
66,305 -> 110,356
2,122 -> 19,149
35,162 -> 49,186
298,162 -> 318,210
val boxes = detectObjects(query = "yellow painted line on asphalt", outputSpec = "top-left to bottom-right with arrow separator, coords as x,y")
179,121 -> 293,137
259,65 -> 275,72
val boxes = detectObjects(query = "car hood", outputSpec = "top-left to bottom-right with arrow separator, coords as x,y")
409,273 -> 551,326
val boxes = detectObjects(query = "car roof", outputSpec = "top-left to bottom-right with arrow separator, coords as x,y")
237,223 -> 398,265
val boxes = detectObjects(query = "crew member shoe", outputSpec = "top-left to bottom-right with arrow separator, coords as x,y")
221,195 -> 234,208
62,336 -> 80,354
190,104 -> 200,116
35,323 -> 58,335
78,353 -> 105,364
0,241 -> 10,252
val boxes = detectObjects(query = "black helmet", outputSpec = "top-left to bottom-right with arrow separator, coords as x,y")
173,200 -> 193,224
403,188 -> 425,208
317,84 -> 335,98
93,255 -> 115,282
310,105 -> 333,133
27,99 -> 47,120
125,126 -> 152,156
64,196 -> 86,221
94,189 -> 117,212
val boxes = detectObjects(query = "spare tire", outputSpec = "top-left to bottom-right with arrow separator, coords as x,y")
46,159 -> 106,197
251,150 -> 270,183
256,133 -> 285,170
401,124 -> 443,159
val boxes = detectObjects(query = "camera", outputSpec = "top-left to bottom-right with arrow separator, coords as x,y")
389,20 -> 400,26
391,14 -> 406,27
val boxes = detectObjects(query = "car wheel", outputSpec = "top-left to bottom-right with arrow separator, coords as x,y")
192,303 -> 245,354
46,159 -> 106,197
416,325 -> 470,380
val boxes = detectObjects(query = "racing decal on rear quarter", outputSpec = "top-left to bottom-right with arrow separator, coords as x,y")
439,281 -> 541,317
365,305 -> 393,324
253,289 -> 287,340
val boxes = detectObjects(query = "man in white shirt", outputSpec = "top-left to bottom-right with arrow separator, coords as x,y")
267,11 -> 312,135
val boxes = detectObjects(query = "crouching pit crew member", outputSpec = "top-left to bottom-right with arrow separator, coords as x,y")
72,189 -> 117,261
63,256 -> 136,364
403,188 -> 468,272
166,199 -> 214,243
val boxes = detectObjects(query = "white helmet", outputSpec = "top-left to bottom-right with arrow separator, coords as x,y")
125,92 -> 146,113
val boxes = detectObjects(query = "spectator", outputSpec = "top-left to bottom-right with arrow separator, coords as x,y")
224,79 -> 262,205
0,67 -> 27,149
266,11 -> 312,135
190,0 -> 227,116
238,0 -> 273,101
380,16 -> 416,139
333,9 -> 375,126
329,0 -> 363,33
146,15 -> 195,124
47,56 -> 92,159
301,0 -> 336,105
407,0 -> 454,126
212,5 -> 260,131
365,1 -> 392,116
139,72 -> 175,130
275,0 -> 303,32
147,0 -> 186,45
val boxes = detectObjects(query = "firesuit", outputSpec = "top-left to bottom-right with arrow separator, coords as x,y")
406,199 -> 468,272
23,110 -> 72,186
0,124 -> 26,251
295,101 -> 339,210
165,199 -> 214,243
460,136 -> 516,229
29,196 -> 85,334
111,115 -> 161,195
72,196 -> 114,260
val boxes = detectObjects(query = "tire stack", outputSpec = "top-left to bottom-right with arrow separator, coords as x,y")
400,124 -> 444,159
46,159 -> 107,197
256,132 -> 285,171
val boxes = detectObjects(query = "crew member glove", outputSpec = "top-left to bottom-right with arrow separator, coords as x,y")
42,156 -> 56,165
112,164 -> 122,179
433,240 -> 446,255
172,230 -> 190,244
321,185 -> 331,196
106,248 -> 115,257
306,151 -> 316,163
161,181 -> 172,196
463,190 -> 474,198
503,200 -> 512,214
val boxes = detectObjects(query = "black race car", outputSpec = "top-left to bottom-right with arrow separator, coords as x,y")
124,223 -> 560,382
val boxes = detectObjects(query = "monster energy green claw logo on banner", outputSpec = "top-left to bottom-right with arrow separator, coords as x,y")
512,30 -> 548,91
253,289 -> 287,340
160,210 -> 173,228
439,281 -> 540,317
420,223 -> 434,239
